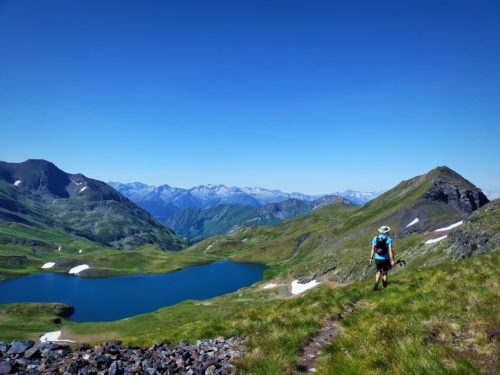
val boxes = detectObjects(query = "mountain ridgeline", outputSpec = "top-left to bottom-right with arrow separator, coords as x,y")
0,160 -> 186,250
109,181 -> 380,224
165,195 -> 353,242
188,166 -> 493,282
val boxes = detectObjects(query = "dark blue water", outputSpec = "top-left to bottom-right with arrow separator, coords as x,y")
0,261 -> 266,322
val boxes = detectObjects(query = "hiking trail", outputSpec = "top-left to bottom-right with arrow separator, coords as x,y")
297,301 -> 364,373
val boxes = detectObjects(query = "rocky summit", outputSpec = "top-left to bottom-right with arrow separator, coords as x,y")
0,337 -> 245,375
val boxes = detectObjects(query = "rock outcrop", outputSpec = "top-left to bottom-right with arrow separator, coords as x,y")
446,199 -> 499,259
423,167 -> 489,212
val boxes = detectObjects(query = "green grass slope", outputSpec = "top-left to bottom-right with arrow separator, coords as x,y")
1,246 -> 498,374
0,222 -> 215,281
165,196 -> 349,243
187,167 -> 490,283
0,169 -> 497,374
0,160 -> 187,250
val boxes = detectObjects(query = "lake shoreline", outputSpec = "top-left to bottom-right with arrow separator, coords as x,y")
0,261 -> 268,322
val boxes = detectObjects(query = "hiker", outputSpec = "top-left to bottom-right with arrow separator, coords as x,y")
370,225 -> 395,291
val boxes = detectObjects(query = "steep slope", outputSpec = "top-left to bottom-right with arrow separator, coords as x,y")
188,166 -> 490,281
165,196 -> 351,242
0,160 -> 186,251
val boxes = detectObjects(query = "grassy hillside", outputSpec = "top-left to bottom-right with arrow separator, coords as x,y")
187,167 -> 490,283
165,196 -> 350,243
1,248 -> 498,374
0,167 -> 497,373
0,221 -> 215,281
0,160 -> 187,251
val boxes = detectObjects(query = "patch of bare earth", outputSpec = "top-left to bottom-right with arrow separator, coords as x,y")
296,301 -> 363,373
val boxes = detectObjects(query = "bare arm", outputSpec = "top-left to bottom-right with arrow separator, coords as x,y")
389,244 -> 395,264
370,243 -> 375,263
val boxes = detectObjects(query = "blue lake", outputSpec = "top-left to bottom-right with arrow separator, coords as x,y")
0,261 -> 266,322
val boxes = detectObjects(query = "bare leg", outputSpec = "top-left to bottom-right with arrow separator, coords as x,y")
382,273 -> 388,287
374,271 -> 381,290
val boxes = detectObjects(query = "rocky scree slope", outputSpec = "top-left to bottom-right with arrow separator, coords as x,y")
0,160 -> 186,250
0,337 -> 245,374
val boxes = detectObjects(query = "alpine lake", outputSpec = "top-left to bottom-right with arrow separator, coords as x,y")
0,261 -> 266,322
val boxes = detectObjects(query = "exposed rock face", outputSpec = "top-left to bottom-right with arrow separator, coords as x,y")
447,228 -> 493,259
445,199 -> 499,259
423,167 -> 489,213
0,337 -> 245,374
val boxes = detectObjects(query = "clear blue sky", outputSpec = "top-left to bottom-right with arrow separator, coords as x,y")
1,0 -> 499,194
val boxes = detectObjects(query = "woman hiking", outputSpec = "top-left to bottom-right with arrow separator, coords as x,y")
370,225 -> 395,291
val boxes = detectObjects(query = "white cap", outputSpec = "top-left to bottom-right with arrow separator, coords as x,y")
378,225 -> 391,234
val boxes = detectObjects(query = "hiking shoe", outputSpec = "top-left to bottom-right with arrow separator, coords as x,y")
373,283 -> 379,291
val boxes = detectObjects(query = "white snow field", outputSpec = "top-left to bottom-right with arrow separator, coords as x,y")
263,283 -> 277,289
291,279 -> 319,295
425,235 -> 448,244
405,218 -> 419,227
434,221 -> 463,232
40,331 -> 74,343
68,264 -> 90,275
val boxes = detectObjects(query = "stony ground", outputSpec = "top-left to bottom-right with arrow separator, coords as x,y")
0,337 -> 245,374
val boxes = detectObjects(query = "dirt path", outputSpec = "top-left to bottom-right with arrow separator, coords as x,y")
297,301 -> 363,373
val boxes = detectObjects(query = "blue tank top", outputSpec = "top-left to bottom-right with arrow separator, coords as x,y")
372,234 -> 392,260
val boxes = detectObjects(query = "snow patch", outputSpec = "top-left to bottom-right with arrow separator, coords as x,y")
14,180 -> 22,186
40,330 -> 74,343
425,235 -> 448,244
434,221 -> 463,232
78,249 -> 83,253
41,262 -> 55,269
291,279 -> 319,295
68,264 -> 90,275
405,218 -> 419,228
263,283 -> 277,289
79,186 -> 88,193
57,246 -> 62,251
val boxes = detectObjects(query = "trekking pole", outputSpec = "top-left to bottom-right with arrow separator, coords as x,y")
391,259 -> 406,268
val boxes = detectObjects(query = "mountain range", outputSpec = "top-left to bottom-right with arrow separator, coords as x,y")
109,181 -> 381,222
165,195 -> 353,242
0,160 -> 186,251
1,161 -> 499,373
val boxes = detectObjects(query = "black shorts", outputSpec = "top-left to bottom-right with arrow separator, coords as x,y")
375,259 -> 391,274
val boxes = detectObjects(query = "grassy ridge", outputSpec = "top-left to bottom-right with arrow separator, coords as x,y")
1,251 -> 498,374
186,169 -> 464,283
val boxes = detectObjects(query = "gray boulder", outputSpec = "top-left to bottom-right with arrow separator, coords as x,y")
7,340 -> 34,355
